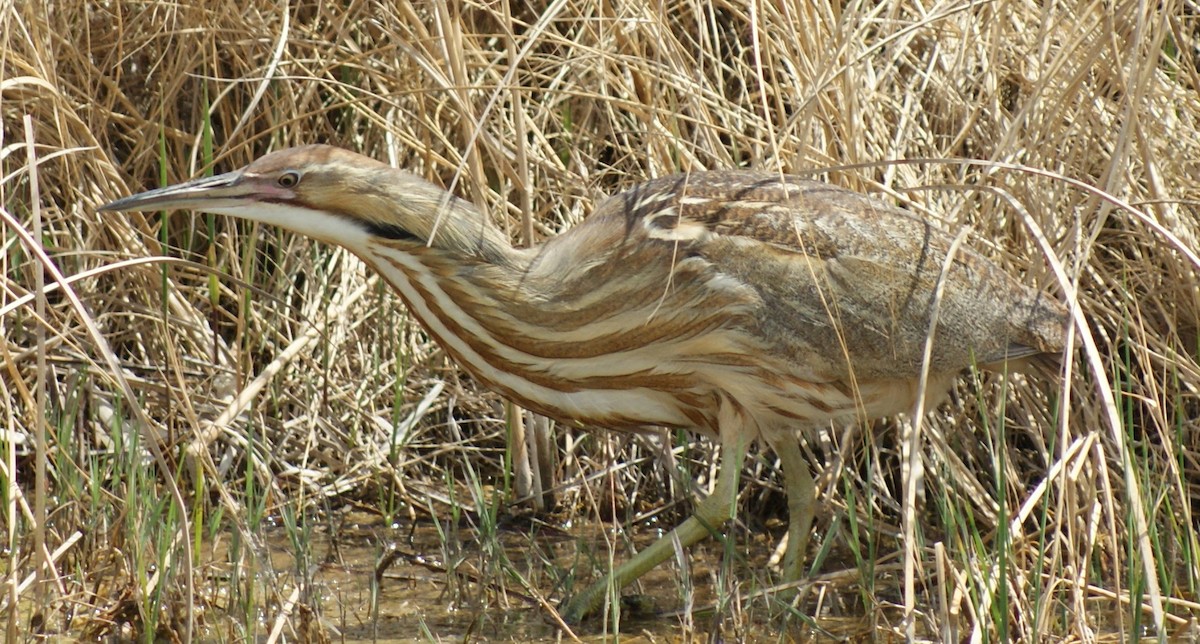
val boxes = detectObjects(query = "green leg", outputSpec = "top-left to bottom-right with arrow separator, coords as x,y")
561,429 -> 750,623
772,436 -> 815,582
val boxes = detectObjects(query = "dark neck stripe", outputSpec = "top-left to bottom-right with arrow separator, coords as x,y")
258,195 -> 423,243
362,220 -> 421,242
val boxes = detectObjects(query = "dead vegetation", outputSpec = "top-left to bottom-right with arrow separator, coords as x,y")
2,0 -> 1199,640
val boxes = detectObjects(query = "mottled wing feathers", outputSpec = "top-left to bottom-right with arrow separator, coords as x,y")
586,171 -> 1066,382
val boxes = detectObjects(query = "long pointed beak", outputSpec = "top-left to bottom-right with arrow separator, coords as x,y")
99,170 -> 253,213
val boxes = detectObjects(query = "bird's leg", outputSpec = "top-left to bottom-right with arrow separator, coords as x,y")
771,436 -> 815,582
560,428 -> 750,623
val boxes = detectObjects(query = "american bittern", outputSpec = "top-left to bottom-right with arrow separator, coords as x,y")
101,145 -> 1068,622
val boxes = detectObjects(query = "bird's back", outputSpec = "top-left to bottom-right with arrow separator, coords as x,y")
525,171 -> 1066,432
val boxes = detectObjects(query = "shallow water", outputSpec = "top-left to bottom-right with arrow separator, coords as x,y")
198,510 -> 815,641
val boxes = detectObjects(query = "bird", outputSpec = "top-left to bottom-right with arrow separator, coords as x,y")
100,144 -> 1068,623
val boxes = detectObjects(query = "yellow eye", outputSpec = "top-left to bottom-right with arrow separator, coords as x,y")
278,171 -> 301,188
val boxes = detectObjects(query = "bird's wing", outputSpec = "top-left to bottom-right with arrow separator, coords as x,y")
596,171 -> 1064,382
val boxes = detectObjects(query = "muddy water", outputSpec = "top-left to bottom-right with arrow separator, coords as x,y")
293,517 -> 566,641
203,510 -> 812,641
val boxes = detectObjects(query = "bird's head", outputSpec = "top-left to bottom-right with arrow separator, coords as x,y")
100,145 -> 507,258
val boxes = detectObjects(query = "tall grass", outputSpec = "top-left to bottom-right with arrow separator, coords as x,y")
2,0 -> 1198,640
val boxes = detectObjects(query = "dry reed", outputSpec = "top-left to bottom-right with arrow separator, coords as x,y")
2,0 -> 1198,640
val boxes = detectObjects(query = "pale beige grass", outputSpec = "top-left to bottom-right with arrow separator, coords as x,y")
2,0 -> 1198,640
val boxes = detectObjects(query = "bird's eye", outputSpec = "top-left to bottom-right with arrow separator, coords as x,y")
278,171 -> 301,188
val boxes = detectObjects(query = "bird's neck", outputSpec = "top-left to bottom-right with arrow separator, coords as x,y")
326,168 -> 519,266
363,221 -> 700,429
429,201 -> 519,266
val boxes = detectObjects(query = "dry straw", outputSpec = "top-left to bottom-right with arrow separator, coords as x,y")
2,0 -> 1198,640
